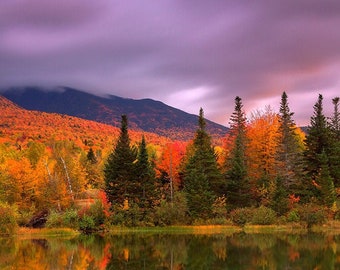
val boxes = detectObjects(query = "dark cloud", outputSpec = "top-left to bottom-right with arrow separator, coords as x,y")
1,0 -> 339,126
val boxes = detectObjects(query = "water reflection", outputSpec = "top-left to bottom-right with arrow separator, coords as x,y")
1,232 -> 340,269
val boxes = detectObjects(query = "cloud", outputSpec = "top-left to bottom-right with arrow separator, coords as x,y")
1,0 -> 339,126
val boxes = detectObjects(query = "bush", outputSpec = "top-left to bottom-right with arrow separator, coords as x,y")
46,208 -> 79,229
0,202 -> 18,235
251,206 -> 276,225
230,207 -> 253,226
79,215 -> 96,232
154,192 -> 188,226
297,204 -> 327,228
110,203 -> 143,227
287,210 -> 300,223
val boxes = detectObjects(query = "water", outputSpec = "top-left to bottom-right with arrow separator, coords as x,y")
1,232 -> 339,269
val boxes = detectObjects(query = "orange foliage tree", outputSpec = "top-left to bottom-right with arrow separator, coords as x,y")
246,107 -> 281,205
156,141 -> 187,191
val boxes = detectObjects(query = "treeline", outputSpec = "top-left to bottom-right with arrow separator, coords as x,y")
0,92 -> 339,232
103,92 -> 340,227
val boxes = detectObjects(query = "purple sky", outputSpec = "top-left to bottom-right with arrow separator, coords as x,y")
1,0 -> 339,126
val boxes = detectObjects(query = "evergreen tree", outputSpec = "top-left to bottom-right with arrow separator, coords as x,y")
304,94 -> 331,199
329,97 -> 340,187
271,176 -> 289,216
317,150 -> 336,207
184,108 -> 222,219
277,92 -> 304,193
136,135 -> 158,209
86,147 -> 97,164
225,96 -> 252,209
104,115 -> 137,205
84,147 -> 101,188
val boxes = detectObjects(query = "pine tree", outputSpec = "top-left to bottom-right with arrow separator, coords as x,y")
184,108 -> 222,219
304,94 -> 331,200
329,97 -> 340,187
86,147 -> 97,164
136,135 -> 158,209
104,115 -> 137,205
225,96 -> 252,209
317,150 -> 336,207
277,92 -> 304,193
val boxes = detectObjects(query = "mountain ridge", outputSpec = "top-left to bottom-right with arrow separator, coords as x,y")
1,86 -> 228,141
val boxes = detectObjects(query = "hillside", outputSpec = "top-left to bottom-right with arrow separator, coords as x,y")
0,95 -> 170,149
1,86 -> 228,141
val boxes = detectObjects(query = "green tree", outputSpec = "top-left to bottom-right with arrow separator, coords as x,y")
86,148 -> 97,164
184,108 -> 222,219
317,150 -> 336,207
225,96 -> 252,209
270,176 -> 289,215
304,94 -> 331,200
104,115 -> 137,205
277,91 -> 304,193
136,135 -> 158,209
84,148 -> 102,188
329,97 -> 340,187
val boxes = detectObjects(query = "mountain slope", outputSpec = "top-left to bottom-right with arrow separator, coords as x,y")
1,86 -> 228,141
0,95 -> 168,148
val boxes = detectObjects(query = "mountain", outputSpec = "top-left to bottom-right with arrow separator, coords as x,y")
1,86 -> 228,141
0,95 -> 169,148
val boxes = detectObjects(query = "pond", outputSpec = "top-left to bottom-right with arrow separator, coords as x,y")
1,231 -> 339,269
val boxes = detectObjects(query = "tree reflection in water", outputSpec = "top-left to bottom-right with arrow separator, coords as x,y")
0,232 -> 340,269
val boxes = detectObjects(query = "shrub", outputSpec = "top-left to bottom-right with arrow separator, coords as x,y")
46,208 -> 79,229
251,206 -> 276,225
154,192 -> 188,226
62,208 -> 79,229
0,202 -> 18,235
109,203 -> 143,227
79,215 -> 96,232
17,205 -> 36,226
297,204 -> 327,228
287,210 -> 300,223
230,207 -> 253,226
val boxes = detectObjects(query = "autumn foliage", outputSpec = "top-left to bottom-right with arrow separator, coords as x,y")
0,92 -> 339,228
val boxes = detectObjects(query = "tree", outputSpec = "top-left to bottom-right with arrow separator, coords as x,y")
83,148 -> 102,189
276,91 -> 304,193
304,94 -> 331,199
184,108 -> 222,219
329,97 -> 340,187
104,115 -> 137,205
136,135 -> 158,209
246,107 -> 281,205
86,148 -> 97,164
224,96 -> 252,209
317,150 -> 336,207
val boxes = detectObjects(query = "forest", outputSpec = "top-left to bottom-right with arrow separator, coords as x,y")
0,92 -> 339,233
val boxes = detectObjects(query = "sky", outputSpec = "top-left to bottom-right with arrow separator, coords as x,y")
1,0 -> 340,127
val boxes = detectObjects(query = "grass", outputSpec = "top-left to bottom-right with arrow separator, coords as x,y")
106,225 -> 242,235
15,227 -> 80,239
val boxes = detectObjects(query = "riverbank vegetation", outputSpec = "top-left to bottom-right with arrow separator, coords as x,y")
0,92 -> 339,235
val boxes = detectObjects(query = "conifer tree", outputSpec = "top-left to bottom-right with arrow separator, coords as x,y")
317,150 -> 336,207
304,94 -> 332,199
104,115 -> 137,205
225,96 -> 252,209
136,135 -> 158,209
329,97 -> 340,187
184,108 -> 222,219
86,147 -> 97,164
277,92 -> 304,193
